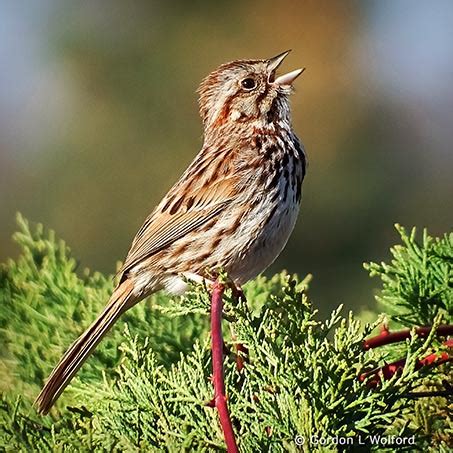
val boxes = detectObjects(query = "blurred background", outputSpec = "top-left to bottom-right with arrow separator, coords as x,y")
1,1 -> 452,316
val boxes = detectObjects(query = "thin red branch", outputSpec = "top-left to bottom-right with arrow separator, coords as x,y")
360,337 -> 453,388
211,281 -> 238,453
363,324 -> 453,350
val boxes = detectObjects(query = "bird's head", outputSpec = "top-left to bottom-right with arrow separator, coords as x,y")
198,50 -> 304,133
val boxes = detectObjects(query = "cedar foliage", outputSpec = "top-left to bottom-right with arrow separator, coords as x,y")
0,215 -> 451,452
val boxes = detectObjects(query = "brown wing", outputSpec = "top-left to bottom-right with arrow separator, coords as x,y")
118,148 -> 240,277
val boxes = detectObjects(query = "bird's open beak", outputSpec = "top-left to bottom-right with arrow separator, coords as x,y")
267,50 -> 305,86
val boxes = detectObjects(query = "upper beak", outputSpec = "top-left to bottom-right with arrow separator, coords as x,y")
267,50 -> 305,87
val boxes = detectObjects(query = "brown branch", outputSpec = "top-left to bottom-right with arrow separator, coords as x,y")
234,343 -> 249,372
403,389 -> 453,398
228,286 -> 248,372
210,281 -> 238,453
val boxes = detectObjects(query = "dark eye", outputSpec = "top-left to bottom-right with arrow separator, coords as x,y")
241,77 -> 256,90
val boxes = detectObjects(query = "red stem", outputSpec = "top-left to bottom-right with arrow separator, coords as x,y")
361,325 -> 453,387
211,282 -> 239,453
360,348 -> 452,387
363,324 -> 453,350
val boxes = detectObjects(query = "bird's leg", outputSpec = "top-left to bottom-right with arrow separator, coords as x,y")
210,281 -> 238,453
229,282 -> 246,303
181,273 -> 242,366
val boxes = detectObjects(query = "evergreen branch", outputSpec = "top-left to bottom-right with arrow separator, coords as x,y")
364,225 -> 453,327
1,216 -> 452,451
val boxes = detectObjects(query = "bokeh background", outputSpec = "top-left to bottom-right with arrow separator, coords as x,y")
1,1 -> 452,316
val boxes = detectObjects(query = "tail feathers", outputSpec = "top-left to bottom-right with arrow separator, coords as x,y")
35,279 -> 136,414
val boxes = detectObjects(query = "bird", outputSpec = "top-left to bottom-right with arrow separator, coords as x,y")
35,50 -> 307,414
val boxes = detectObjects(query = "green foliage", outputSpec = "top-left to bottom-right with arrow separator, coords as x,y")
0,214 -> 206,404
365,224 -> 453,327
0,216 -> 451,452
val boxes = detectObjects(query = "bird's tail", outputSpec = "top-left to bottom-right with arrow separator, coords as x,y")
35,279 -> 136,414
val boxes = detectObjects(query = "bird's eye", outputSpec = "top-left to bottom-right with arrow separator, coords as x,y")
241,77 -> 256,90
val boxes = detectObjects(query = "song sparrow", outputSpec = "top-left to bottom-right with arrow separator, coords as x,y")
35,50 -> 306,414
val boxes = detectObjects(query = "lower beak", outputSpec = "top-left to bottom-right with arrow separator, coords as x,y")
274,68 -> 305,86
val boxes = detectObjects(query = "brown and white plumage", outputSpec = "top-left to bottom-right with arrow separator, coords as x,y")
35,50 -> 306,414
